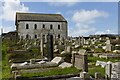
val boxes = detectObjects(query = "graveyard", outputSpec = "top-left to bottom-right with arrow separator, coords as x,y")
1,33 -> 120,80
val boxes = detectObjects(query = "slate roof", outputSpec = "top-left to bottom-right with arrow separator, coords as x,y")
15,12 -> 67,25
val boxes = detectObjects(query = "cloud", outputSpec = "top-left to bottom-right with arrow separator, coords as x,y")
49,2 -> 77,7
0,26 -> 15,34
72,9 -> 108,24
49,0 -> 79,7
95,29 -> 117,35
69,9 -> 108,37
55,12 -> 62,14
1,0 -> 29,21
9,0 -> 119,2
69,24 -> 96,37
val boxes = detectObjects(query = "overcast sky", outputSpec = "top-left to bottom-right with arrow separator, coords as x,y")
0,0 -> 119,37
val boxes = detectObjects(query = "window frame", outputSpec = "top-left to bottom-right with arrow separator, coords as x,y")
35,34 -> 37,39
50,24 -> 53,30
58,24 -> 60,30
26,24 -> 29,29
34,24 -> 37,30
43,24 -> 45,28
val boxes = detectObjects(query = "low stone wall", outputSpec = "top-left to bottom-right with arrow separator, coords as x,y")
15,73 -> 79,80
11,62 -> 58,70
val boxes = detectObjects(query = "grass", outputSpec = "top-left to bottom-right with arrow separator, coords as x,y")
21,67 -> 80,77
2,44 -> 11,79
88,56 -> 119,78
88,66 -> 105,78
88,56 -> 120,63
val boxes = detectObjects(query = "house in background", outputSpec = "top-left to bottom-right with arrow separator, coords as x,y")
15,12 -> 68,40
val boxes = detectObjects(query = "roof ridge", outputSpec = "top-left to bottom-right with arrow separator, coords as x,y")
16,12 -> 61,15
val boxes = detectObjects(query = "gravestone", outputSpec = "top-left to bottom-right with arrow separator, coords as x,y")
81,36 -> 84,45
80,72 -> 90,80
106,44 -> 112,52
66,46 -> 72,54
54,45 -> 58,50
78,36 -> 81,45
30,59 -> 35,64
47,33 -> 53,61
75,45 -> 80,49
59,62 -> 72,68
51,57 -> 64,65
111,62 -> 120,79
105,39 -> 112,51
95,72 -> 101,79
41,35 -> 44,57
105,61 -> 112,79
72,49 -> 88,72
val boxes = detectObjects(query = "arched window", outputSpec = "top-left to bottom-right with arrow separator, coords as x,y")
26,24 -> 29,29
35,35 -> 37,38
34,24 -> 37,29
43,24 -> 45,28
50,24 -> 53,29
58,24 -> 60,30
26,34 -> 29,39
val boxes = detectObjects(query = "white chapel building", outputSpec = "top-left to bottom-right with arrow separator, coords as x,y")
15,12 -> 68,40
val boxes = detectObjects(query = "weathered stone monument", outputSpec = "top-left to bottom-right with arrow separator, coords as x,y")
40,34 -> 44,57
95,72 -> 101,79
47,33 -> 53,61
80,72 -> 90,80
111,62 -> 120,79
106,39 -> 112,52
105,61 -> 112,79
66,46 -> 72,54
72,49 -> 88,72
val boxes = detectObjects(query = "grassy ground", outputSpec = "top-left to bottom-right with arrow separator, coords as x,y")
2,44 -> 11,79
88,56 -> 120,78
88,66 -> 105,78
21,67 -> 80,77
88,56 -> 120,63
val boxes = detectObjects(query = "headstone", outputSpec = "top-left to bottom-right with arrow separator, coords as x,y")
37,60 -> 46,64
72,49 -> 88,72
95,72 -> 101,79
41,34 -> 44,57
54,45 -> 58,50
105,61 -> 112,79
111,62 -> 120,79
78,50 -> 88,72
106,44 -> 112,52
80,72 -> 90,80
81,36 -> 84,45
66,46 -> 72,54
106,40 -> 110,44
54,49 -> 59,54
71,53 -> 75,67
59,62 -> 72,68
75,45 -> 80,49
30,59 -> 35,64
15,75 -> 21,80
51,57 -> 64,65
61,51 -> 66,54
78,36 -> 81,45
44,35 -> 47,43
